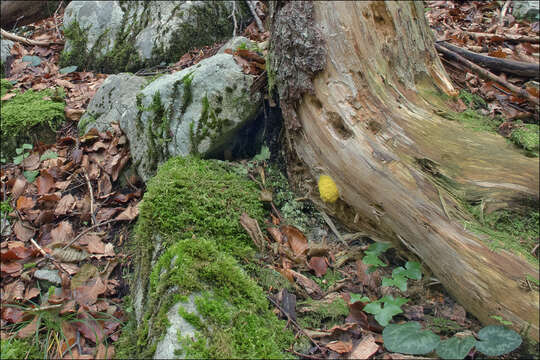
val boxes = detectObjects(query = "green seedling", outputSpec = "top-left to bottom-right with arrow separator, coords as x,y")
13,143 -> 33,165
363,295 -> 409,327
382,261 -> 422,292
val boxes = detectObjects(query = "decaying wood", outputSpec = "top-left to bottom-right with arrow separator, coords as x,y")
435,42 -> 539,105
438,41 -> 540,79
271,1 -> 539,340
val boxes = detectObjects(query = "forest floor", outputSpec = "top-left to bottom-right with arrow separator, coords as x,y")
0,1 -> 538,359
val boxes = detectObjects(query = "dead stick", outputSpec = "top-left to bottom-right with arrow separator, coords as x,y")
0,28 -> 63,46
30,238 -> 70,276
266,295 -> 324,352
463,31 -> 539,44
62,219 -> 118,250
435,43 -> 539,105
499,0 -> 511,28
285,349 -> 325,360
246,0 -> 265,33
82,169 -> 97,227
52,1 -> 64,40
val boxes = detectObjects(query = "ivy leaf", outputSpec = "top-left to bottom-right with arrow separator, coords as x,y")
363,253 -> 386,268
253,145 -> 270,161
366,242 -> 391,255
374,303 -> 404,327
363,302 -> 381,314
22,144 -> 33,150
404,261 -> 422,280
40,151 -> 58,161
13,155 -> 24,165
383,322 -> 440,355
364,296 -> 408,327
350,293 -> 370,304
23,170 -> 39,183
22,55 -> 41,66
475,325 -> 522,356
436,336 -> 476,360
382,275 -> 408,291
59,65 -> 78,74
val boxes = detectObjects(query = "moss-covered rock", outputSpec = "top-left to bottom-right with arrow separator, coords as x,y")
61,1 -> 251,73
0,83 -> 65,159
118,156 -> 293,358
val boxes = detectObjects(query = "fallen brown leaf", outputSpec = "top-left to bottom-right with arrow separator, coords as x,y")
50,221 -> 74,244
115,204 -> 139,221
13,220 -> 35,242
281,225 -> 308,256
309,256 -> 328,277
54,194 -> 76,216
36,171 -> 55,195
16,196 -> 36,211
326,340 -> 352,354
17,316 -> 38,339
348,334 -> 379,359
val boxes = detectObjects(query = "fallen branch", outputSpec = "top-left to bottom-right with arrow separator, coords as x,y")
435,42 -> 539,105
0,28 -> 63,46
438,41 -> 539,78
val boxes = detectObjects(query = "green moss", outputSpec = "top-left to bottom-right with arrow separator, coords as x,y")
509,123 -> 539,157
0,338 -> 42,359
297,296 -> 349,329
1,87 -> 65,158
1,79 -> 13,97
121,157 -> 292,358
310,268 -> 343,292
464,203 -> 539,266
77,114 -> 96,135
151,2 -> 237,63
458,90 -> 487,109
190,94 -> 229,155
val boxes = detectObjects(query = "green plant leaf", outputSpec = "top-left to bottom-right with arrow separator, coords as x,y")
253,145 -> 270,161
22,55 -> 41,66
383,322 -> 440,355
40,151 -> 58,161
404,261 -> 422,280
22,144 -> 33,150
362,253 -> 386,268
366,242 -> 391,254
436,336 -> 476,360
15,148 -> 23,155
475,325 -> 522,356
23,170 -> 39,183
375,303 -> 404,327
13,155 -> 24,165
364,296 -> 408,327
383,274 -> 408,291
350,293 -> 370,304
363,302 -> 381,314
379,295 -> 409,307
59,65 -> 78,74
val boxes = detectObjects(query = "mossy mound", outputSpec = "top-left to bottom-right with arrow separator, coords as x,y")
119,156 -> 292,358
0,82 -> 64,159
0,338 -> 42,360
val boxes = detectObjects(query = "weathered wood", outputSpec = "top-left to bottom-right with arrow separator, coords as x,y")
271,1 -> 539,340
438,41 -> 540,79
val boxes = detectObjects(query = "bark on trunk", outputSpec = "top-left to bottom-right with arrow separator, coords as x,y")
270,1 -> 539,340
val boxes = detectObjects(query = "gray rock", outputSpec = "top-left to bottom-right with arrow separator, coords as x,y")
512,1 -> 539,21
83,53 -> 261,182
153,295 -> 203,359
79,73 -> 147,134
1,39 -> 14,64
217,36 -> 255,54
34,269 -> 62,285
61,1 -> 251,73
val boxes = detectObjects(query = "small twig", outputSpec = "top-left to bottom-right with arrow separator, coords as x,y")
266,295 -> 323,353
29,238 -> 70,276
319,210 -> 346,245
62,219 -> 118,250
499,0 -> 511,28
246,0 -> 265,33
82,169 -> 97,227
230,0 -> 238,37
27,304 -> 62,312
0,28 -> 64,46
52,1 -> 64,40
531,243 -> 539,256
